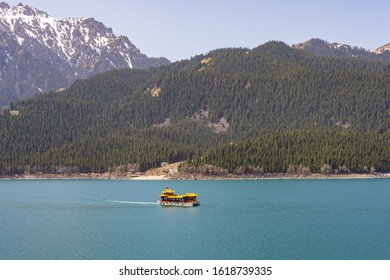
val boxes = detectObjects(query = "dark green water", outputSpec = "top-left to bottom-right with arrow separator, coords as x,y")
0,179 -> 389,259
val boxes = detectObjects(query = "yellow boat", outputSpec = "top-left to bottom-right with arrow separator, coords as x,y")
158,187 -> 200,207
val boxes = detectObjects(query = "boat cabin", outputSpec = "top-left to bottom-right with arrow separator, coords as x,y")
159,187 -> 199,206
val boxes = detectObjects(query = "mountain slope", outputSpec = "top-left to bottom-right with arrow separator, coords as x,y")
0,41 -> 389,174
0,2 -> 170,107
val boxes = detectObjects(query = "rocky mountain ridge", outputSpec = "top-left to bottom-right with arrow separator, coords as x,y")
293,38 -> 390,62
0,2 -> 170,107
372,43 -> 390,54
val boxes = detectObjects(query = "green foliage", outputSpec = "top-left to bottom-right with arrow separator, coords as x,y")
0,42 -> 389,174
187,130 -> 390,174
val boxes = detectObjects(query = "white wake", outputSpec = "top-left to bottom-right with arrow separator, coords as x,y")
106,200 -> 158,205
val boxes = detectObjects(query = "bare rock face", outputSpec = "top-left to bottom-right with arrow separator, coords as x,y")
0,2 -> 170,107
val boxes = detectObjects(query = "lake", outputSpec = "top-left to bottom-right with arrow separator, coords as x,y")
0,179 -> 389,260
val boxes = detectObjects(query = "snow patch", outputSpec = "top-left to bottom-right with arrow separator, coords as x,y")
15,35 -> 25,45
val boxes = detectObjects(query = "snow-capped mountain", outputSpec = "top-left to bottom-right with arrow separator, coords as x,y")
293,38 -> 390,63
0,2 -> 170,107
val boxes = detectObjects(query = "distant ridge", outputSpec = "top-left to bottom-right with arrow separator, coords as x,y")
293,38 -> 390,62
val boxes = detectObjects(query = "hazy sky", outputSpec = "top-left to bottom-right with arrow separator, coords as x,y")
5,0 -> 390,61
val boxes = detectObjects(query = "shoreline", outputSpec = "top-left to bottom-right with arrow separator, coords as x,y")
0,172 -> 388,180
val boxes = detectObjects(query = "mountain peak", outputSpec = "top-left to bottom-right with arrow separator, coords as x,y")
293,38 -> 350,51
0,2 -> 10,9
0,2 -> 170,107
1,1 -> 47,17
293,38 -> 329,49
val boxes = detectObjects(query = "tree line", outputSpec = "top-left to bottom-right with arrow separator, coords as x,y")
182,130 -> 390,174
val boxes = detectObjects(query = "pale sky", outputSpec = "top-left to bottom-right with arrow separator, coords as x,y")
5,0 -> 390,61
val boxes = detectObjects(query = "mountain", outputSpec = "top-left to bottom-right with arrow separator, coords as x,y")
0,2 -> 170,108
292,38 -> 390,62
1,41 -> 389,175
372,43 -> 390,54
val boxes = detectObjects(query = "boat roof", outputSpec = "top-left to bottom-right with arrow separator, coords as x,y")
184,192 -> 198,197
159,188 -> 198,198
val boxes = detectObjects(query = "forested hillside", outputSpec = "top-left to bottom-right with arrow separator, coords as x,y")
182,130 -> 389,175
0,41 -> 389,175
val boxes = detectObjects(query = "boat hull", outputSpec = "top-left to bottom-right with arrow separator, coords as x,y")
158,200 -> 200,207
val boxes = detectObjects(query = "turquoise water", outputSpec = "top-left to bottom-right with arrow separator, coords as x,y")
0,179 -> 389,260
